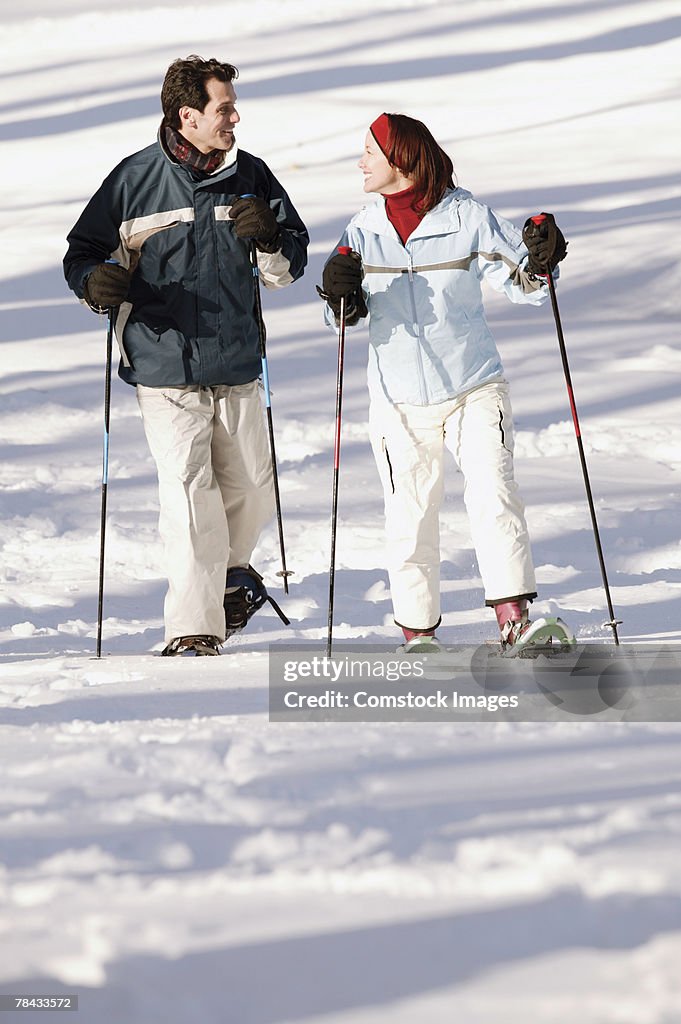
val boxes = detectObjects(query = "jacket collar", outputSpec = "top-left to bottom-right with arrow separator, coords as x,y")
357,188 -> 466,240
157,125 -> 239,181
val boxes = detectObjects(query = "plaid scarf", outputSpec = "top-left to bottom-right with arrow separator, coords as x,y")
164,124 -> 225,175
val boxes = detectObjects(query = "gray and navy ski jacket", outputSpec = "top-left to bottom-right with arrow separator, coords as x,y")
325,188 -> 554,406
64,135 -> 308,387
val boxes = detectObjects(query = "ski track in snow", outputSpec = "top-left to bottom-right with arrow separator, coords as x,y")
1,1 -> 681,1021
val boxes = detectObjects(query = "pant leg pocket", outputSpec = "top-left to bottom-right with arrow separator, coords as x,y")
381,438 -> 395,495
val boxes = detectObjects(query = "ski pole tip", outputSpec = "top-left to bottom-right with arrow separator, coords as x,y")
276,568 -> 294,594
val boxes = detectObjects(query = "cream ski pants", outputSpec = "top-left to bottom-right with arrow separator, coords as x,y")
369,380 -> 537,631
137,381 -> 274,642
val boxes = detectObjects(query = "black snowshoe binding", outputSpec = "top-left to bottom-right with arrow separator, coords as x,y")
224,565 -> 290,639
162,635 -> 222,657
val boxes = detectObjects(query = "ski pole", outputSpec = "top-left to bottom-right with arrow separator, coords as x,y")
241,195 -> 293,594
326,247 -> 352,657
96,291 -> 116,658
530,214 -> 621,645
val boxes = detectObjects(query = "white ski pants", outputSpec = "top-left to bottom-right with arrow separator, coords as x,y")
369,380 -> 537,631
137,381 -> 274,642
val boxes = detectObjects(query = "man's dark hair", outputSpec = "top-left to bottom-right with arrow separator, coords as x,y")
161,55 -> 239,128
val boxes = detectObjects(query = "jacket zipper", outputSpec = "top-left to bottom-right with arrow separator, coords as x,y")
406,249 -> 427,404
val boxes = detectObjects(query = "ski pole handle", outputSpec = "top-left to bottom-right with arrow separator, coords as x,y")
336,244 -> 362,281
237,194 -> 260,279
103,258 -> 121,311
524,214 -> 551,278
526,213 -> 566,277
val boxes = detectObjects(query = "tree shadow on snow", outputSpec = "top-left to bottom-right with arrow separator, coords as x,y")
4,888 -> 681,1023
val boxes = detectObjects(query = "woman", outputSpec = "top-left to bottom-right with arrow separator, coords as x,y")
319,112 -> 573,653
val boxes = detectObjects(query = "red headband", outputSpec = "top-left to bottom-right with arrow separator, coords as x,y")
370,113 -> 391,156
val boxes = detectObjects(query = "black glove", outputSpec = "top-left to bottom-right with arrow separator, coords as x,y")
321,252 -> 364,300
522,212 -> 568,276
230,196 -> 281,253
84,262 -> 131,309
317,251 -> 367,324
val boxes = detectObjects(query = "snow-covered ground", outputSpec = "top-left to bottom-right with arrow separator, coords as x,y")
1,1 -> 681,1020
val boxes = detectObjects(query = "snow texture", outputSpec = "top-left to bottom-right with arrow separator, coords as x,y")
1,0 -> 680,1021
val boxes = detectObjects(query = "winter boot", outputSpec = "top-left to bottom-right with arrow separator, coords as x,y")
224,565 -> 290,639
496,602 -> 575,656
162,635 -> 222,657
400,627 -> 443,654
504,615 -> 575,654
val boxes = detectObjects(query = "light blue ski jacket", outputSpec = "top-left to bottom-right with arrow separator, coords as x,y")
325,188 -> 554,406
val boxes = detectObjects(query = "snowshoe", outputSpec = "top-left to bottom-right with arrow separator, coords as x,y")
501,614 -> 575,657
401,634 -> 443,654
224,564 -> 290,638
162,635 -> 222,657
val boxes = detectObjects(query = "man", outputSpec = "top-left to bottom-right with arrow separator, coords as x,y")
64,55 -> 308,656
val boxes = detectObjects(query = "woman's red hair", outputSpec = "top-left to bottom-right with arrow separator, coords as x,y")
372,113 -> 455,214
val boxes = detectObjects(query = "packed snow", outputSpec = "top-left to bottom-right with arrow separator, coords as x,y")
1,0 -> 680,1021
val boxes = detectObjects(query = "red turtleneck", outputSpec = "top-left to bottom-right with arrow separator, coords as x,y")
383,185 -> 425,245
